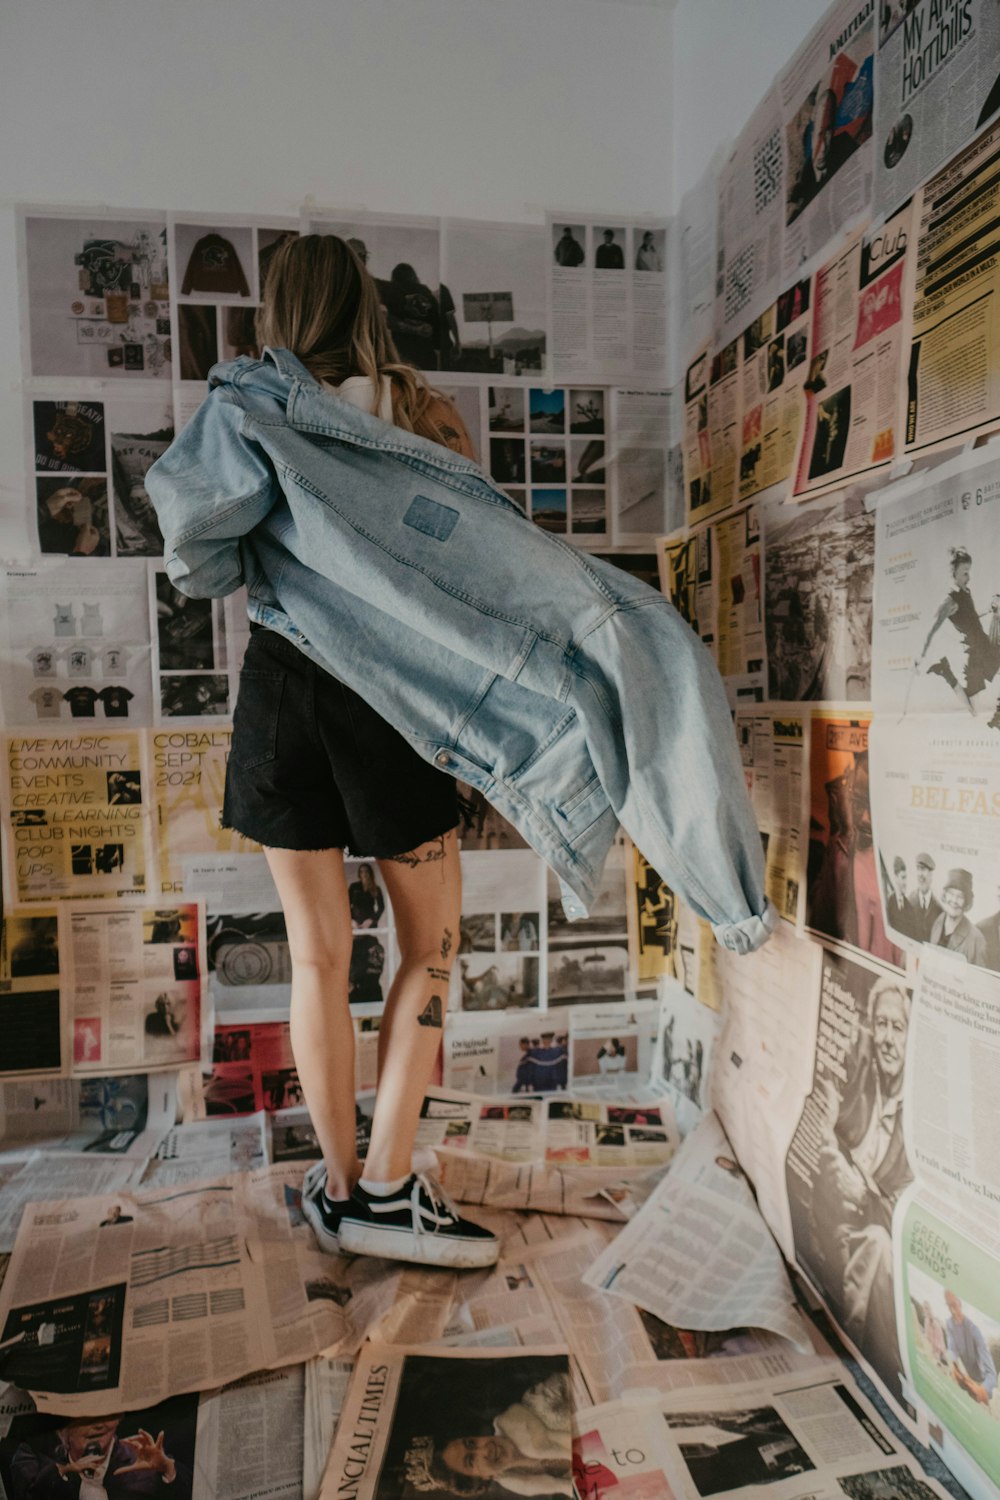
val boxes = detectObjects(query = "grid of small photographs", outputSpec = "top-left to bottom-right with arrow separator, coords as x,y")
545,853 -> 630,1007
488,383 -> 608,538
171,218 -> 298,387
458,911 -> 542,1013
150,567 -> 230,722
31,394 -> 175,560
457,850 -> 545,1012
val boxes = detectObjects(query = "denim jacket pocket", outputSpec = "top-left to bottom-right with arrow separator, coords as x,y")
230,670 -> 285,769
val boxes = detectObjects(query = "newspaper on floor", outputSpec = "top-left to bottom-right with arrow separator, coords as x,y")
141,1113 -> 269,1188
572,1369 -> 954,1500
193,1364 -> 305,1500
417,1083 -> 677,1180
304,1356 -> 355,1500
0,1150 -> 149,1253
902,115 -> 1000,458
583,1112 -> 808,1350
0,1163 -> 401,1415
0,1385 -> 200,1500
0,1363 -> 306,1500
318,1343 -> 572,1500
874,0 -> 1000,219
0,1070 -> 182,1157
434,1148 -> 641,1223
65,899 -> 208,1076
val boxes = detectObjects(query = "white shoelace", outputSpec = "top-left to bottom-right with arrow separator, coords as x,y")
411,1171 -> 461,1235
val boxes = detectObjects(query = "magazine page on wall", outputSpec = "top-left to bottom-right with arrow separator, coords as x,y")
302,208 -> 442,374
168,211 -> 298,430
901,117 -> 1000,458
17,206 -> 172,385
777,0 -> 875,282
792,203 -> 913,501
875,0 -> 1000,220
546,211 -> 669,382
869,446 -> 1000,969
715,87 -> 787,348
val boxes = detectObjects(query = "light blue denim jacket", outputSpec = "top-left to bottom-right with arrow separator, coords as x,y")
146,348 -> 776,954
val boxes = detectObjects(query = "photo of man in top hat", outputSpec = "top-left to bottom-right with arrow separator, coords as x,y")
906,854 -> 941,943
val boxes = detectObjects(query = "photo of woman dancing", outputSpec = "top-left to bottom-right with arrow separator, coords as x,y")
916,547 -> 1000,728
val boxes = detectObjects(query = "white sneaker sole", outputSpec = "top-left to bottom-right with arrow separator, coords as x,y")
338,1220 -> 499,1269
300,1196 -> 342,1255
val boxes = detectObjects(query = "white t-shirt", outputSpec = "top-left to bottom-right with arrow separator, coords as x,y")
326,375 -> 393,422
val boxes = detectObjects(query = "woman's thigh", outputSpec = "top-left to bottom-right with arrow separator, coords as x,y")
376,830 -> 462,961
264,847 -> 352,966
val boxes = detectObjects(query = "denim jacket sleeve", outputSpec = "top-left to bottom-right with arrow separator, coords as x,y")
145,391 -> 277,598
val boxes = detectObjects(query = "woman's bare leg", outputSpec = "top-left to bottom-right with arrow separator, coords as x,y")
364,830 -> 461,1182
263,847 -> 359,1199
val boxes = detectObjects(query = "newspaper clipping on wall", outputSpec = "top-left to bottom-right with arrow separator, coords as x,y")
736,278 -> 812,503
793,203 -> 913,499
869,446 -> 1000,967
547,212 -> 668,381
3,731 -> 149,902
65,901 -> 207,1076
903,116 -> 1000,457
716,88 -> 787,348
778,0 -> 875,279
875,0 -> 1000,218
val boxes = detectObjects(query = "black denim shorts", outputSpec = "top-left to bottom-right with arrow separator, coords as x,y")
222,625 -> 459,857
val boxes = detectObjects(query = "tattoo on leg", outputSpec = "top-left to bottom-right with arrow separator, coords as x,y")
384,836 -> 447,868
426,965 -> 450,983
417,995 -> 444,1028
441,927 -> 453,960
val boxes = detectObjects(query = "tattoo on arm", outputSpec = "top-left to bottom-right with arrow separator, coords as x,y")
426,965 -> 450,983
441,927 -> 453,960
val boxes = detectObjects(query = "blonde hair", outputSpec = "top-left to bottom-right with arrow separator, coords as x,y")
255,234 -> 452,446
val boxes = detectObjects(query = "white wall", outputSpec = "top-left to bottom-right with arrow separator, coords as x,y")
670,0 -> 832,202
0,0 -> 674,552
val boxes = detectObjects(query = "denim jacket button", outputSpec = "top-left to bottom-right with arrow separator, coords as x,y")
435,751 -> 450,767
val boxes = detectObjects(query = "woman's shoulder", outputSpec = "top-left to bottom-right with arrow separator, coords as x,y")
423,392 -> 477,459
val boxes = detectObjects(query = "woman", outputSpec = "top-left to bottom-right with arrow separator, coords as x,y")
155,236 -> 498,1271
596,1038 -> 626,1074
347,862 -> 385,928
917,547 -> 1000,721
404,1370 -> 573,1495
929,868 -> 988,966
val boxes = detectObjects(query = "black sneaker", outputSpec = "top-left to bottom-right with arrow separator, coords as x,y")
337,1172 -> 499,1268
300,1162 -> 348,1254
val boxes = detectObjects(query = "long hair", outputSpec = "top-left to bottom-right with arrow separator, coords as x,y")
255,234 -> 451,445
